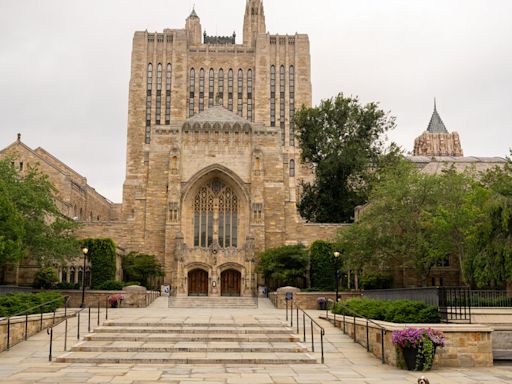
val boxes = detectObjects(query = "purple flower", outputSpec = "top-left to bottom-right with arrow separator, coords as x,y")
317,297 -> 326,304
392,328 -> 445,349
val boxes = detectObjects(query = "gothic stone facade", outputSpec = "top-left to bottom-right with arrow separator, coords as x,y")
78,0 -> 342,297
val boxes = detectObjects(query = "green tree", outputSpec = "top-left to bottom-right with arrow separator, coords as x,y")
338,158 -> 485,286
309,240 -> 338,290
122,252 -> 164,289
256,245 -> 308,291
0,158 -> 78,267
295,93 -> 397,223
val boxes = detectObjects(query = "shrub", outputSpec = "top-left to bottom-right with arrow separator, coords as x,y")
122,252 -> 164,289
333,298 -> 440,323
55,282 -> 79,290
309,240 -> 337,290
96,280 -> 124,290
360,273 -> 393,290
0,292 -> 64,317
33,267 -> 59,289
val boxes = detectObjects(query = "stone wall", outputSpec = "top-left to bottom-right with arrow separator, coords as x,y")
59,289 -> 160,308
323,315 -> 493,368
0,311 -> 68,353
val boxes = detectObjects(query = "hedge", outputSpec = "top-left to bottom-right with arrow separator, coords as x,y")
81,238 -> 116,289
333,297 -> 440,323
0,292 -> 64,317
309,240 -> 337,290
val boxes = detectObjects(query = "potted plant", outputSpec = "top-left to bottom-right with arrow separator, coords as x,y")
317,296 -> 327,310
392,328 -> 445,371
108,293 -> 125,308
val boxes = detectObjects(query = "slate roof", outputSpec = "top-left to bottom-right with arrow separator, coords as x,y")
427,99 -> 449,133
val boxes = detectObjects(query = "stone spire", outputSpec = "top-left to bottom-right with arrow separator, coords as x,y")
243,0 -> 266,46
426,98 -> 448,133
185,6 -> 202,45
413,99 -> 463,157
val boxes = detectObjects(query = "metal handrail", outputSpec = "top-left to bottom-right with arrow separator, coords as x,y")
325,299 -> 386,364
1,295 -> 70,351
286,299 -> 325,363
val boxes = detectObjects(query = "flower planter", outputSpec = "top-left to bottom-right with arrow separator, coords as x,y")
402,345 -> 437,371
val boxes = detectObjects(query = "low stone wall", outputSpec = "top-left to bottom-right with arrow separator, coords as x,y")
470,307 -> 512,324
269,291 -> 361,309
57,289 -> 160,308
0,311 -> 68,352
323,314 -> 493,368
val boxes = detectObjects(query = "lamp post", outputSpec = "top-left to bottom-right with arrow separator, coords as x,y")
80,246 -> 88,308
333,251 -> 341,302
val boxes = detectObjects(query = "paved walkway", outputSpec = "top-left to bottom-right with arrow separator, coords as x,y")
1,297 -> 512,383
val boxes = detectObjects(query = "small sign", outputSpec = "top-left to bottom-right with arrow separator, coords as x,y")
285,292 -> 293,300
161,285 -> 170,297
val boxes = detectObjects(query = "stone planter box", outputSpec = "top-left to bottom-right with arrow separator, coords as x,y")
269,291 -> 361,309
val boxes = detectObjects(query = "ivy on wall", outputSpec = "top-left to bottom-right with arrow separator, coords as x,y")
81,238 -> 116,289
309,240 -> 338,290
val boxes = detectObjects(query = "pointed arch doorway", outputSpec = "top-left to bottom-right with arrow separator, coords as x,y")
221,269 -> 241,297
188,269 -> 208,296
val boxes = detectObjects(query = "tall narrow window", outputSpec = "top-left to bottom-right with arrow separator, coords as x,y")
289,159 -> 295,177
165,63 -> 172,124
228,69 -> 233,111
208,69 -> 214,107
145,63 -> 153,144
218,69 -> 224,105
189,68 -> 195,117
280,65 -> 285,146
289,65 -> 295,146
247,69 -> 253,122
237,69 -> 243,116
156,63 -> 162,124
199,68 -> 205,112
193,178 -> 238,248
270,65 -> 275,127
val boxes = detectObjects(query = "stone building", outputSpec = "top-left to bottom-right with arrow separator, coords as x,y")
413,100 -> 464,157
75,0 -> 341,297
0,134 -> 119,285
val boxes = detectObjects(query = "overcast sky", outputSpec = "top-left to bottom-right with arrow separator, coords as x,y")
1,0 -> 511,202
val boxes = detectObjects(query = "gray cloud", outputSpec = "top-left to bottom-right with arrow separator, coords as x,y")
1,0 -> 511,202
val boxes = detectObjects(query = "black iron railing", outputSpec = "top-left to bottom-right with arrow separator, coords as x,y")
325,299 -> 386,364
469,290 -> 512,307
1,295 -> 70,351
285,299 -> 325,363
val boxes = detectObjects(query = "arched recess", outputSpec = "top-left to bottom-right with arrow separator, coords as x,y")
185,262 -> 211,296
182,165 -> 250,249
219,262 -> 244,297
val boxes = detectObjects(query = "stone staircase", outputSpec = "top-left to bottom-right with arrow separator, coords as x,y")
168,296 -> 258,308
56,319 -> 316,364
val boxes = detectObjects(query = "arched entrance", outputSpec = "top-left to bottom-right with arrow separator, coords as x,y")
188,269 -> 208,296
221,269 -> 241,297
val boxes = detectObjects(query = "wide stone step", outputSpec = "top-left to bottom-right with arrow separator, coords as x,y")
56,351 -> 317,364
71,340 -> 307,353
84,333 -> 301,343
93,326 -> 291,334
103,321 -> 285,328
168,297 -> 258,308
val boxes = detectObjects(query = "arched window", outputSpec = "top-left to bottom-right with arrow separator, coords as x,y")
193,178 -> 238,248
189,68 -> 195,117
70,267 -> 76,284
289,65 -> 295,146
78,268 -> 83,287
280,65 -> 285,146
145,63 -> 153,143
228,69 -> 234,111
289,159 -> 295,177
270,65 -> 275,127
61,269 -> 67,283
208,69 -> 215,107
156,63 -> 162,124
218,69 -> 224,105
79,208 -> 83,220
165,63 -> 172,124
237,69 -> 243,116
247,69 -> 253,121
199,68 -> 205,112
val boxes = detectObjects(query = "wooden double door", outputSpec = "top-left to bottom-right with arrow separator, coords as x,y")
221,269 -> 241,297
188,269 -> 208,296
